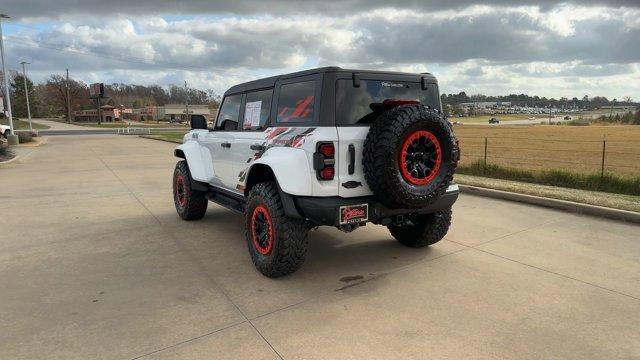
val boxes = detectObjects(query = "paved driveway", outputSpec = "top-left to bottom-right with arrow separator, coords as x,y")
1,135 -> 639,359
30,118 -> 90,130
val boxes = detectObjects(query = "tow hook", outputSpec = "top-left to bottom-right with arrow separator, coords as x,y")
338,222 -> 365,233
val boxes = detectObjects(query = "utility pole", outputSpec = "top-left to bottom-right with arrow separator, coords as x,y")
20,61 -> 32,131
0,13 -> 18,145
66,68 -> 71,123
184,80 -> 189,123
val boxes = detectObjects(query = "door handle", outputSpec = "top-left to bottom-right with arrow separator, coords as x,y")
348,144 -> 355,175
250,144 -> 265,151
221,142 -> 231,148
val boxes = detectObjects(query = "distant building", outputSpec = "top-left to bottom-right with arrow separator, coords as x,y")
164,104 -> 211,122
131,106 -> 163,121
126,104 -> 213,122
73,105 -> 121,122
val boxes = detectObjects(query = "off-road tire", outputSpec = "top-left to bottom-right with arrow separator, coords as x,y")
388,209 -> 452,248
245,181 -> 309,277
363,105 -> 459,209
173,160 -> 208,220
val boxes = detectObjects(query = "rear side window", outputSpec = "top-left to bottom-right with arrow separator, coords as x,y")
336,79 -> 441,126
216,94 -> 242,130
242,89 -> 272,130
276,81 -> 315,123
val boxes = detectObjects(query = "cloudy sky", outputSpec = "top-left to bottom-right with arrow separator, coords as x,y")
1,0 -> 639,99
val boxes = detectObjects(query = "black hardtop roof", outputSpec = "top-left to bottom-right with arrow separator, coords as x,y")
224,66 -> 437,95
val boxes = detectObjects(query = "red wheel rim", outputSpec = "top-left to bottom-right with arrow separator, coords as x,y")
175,174 -> 187,207
251,205 -> 274,255
399,130 -> 442,186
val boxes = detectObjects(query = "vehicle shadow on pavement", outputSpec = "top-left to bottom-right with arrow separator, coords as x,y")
158,205 -> 459,317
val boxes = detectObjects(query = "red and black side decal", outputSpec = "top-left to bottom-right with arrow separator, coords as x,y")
236,127 -> 317,188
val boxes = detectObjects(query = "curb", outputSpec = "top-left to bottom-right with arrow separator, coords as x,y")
458,184 -> 640,224
16,137 -> 47,148
139,135 -> 182,144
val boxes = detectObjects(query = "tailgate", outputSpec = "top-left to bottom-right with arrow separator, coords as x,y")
336,127 -> 374,197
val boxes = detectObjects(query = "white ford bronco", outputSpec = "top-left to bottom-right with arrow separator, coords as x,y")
173,67 -> 460,277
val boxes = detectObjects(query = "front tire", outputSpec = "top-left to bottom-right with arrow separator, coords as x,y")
245,181 -> 309,277
388,209 -> 452,248
173,160 -> 208,220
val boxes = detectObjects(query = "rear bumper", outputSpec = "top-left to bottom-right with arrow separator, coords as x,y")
292,184 -> 459,226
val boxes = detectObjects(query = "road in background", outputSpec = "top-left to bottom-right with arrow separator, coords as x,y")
1,135 -> 639,359
458,117 -> 573,126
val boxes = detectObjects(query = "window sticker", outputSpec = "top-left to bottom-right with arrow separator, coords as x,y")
244,101 -> 262,129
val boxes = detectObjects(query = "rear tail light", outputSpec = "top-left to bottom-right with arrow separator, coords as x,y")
320,166 -> 334,180
318,143 -> 335,157
313,142 -> 335,181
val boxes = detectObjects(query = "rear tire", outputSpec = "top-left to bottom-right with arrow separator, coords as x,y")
173,160 -> 208,220
388,209 -> 452,248
245,181 -> 309,277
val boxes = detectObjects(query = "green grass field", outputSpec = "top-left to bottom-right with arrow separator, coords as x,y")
455,173 -> 640,212
78,122 -> 188,128
139,132 -> 187,143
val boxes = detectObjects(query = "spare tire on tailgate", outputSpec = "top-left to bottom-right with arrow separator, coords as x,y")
363,105 -> 459,209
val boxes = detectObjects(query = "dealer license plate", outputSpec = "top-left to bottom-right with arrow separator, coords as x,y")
339,204 -> 369,225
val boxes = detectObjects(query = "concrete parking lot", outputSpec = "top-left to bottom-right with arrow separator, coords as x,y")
1,135 -> 639,359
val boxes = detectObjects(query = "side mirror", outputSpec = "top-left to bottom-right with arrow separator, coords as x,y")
190,115 -> 207,130
221,119 -> 238,131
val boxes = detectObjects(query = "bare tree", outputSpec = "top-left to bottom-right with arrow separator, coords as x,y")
622,96 -> 633,104
42,74 -> 89,116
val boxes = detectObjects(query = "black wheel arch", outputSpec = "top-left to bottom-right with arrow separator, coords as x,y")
244,164 -> 304,219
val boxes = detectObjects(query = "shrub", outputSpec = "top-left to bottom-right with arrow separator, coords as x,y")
566,118 -> 590,126
0,144 -> 13,159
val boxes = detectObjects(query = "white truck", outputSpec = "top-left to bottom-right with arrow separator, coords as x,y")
0,124 -> 10,138
173,67 -> 460,277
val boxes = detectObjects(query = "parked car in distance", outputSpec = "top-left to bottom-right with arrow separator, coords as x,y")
488,118 -> 500,124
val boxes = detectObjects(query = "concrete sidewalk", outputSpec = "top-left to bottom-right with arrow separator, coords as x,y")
1,135 -> 639,359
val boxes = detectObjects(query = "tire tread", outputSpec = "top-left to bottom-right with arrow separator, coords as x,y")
245,181 -> 309,277
174,160 -> 208,220
388,209 -> 452,247
363,105 -> 459,209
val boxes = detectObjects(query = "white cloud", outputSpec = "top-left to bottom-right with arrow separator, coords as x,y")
2,2 -> 639,99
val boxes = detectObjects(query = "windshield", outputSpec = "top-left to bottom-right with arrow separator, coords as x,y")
336,79 -> 441,125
